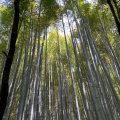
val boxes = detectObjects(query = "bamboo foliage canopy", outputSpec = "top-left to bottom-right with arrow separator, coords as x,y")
0,0 -> 120,119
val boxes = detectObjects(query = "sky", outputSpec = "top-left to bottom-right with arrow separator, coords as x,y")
0,0 -> 4,2
87,0 -> 92,2
86,0 -> 98,3
0,0 -> 5,4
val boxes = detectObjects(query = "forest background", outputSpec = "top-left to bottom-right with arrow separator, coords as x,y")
0,0 -> 120,119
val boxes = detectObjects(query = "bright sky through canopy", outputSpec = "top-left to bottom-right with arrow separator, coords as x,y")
86,0 -> 97,3
0,0 -> 5,4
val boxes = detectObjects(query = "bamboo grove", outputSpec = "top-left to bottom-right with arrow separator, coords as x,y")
0,0 -> 120,119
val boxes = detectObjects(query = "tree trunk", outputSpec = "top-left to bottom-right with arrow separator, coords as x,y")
107,0 -> 120,35
0,0 -> 20,119
112,0 -> 120,21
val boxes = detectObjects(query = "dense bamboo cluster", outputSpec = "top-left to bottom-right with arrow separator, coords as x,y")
0,0 -> 120,119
